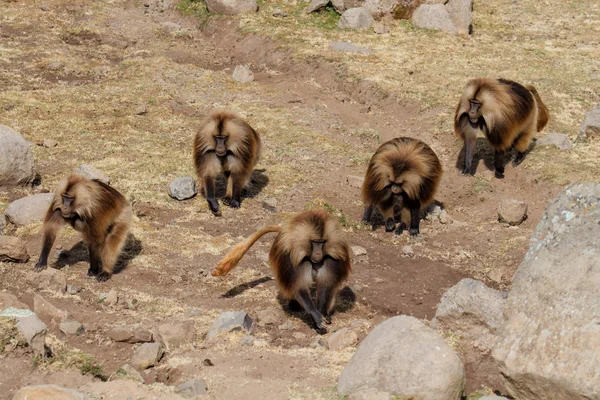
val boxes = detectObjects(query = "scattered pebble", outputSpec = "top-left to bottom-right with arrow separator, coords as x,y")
43,139 -> 58,148
351,246 -> 367,257
327,328 -> 358,350
232,65 -> 254,84
135,105 -> 147,115
262,197 -> 278,212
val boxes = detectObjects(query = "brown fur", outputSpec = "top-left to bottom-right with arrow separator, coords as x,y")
362,137 -> 442,235
454,78 -> 549,175
193,109 -> 261,216
35,174 -> 132,281
213,210 -> 351,333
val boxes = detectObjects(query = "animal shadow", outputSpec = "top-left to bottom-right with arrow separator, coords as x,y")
221,276 -> 273,298
456,138 -> 536,176
367,201 -> 444,232
205,168 -> 269,201
277,286 -> 357,329
54,234 -> 142,275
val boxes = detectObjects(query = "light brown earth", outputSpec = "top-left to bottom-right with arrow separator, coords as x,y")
0,0 -> 599,399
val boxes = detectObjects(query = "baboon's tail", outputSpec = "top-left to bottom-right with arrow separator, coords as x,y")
212,226 -> 281,276
527,85 -> 550,132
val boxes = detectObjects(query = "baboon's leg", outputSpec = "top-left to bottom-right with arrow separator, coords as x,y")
204,175 -> 221,216
379,195 -> 395,232
88,243 -> 102,277
35,210 -> 65,271
513,128 -> 535,167
463,136 -> 476,175
98,222 -> 129,282
494,150 -> 505,178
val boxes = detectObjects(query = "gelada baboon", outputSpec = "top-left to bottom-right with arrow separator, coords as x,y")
362,137 -> 442,236
35,175 -> 132,282
212,210 -> 351,333
455,78 -> 549,177
193,109 -> 261,216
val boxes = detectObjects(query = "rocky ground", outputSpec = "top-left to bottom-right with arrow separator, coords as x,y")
0,0 -> 599,399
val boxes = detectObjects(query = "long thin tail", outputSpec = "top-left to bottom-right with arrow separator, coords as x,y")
212,225 -> 281,276
526,85 -> 550,132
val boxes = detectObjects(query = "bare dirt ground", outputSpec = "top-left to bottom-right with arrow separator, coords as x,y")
1,0 -> 599,398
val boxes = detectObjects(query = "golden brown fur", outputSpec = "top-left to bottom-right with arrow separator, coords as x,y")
362,137 -> 442,235
193,109 -> 261,216
213,210 -> 351,333
454,78 -> 549,176
35,174 -> 132,282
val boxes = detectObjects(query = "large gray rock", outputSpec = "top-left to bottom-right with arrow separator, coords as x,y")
337,7 -> 375,29
432,278 -> 506,351
12,385 -> 84,400
0,125 -> 36,187
4,193 -> 53,226
207,311 -> 253,339
579,105 -> 600,138
492,183 -> 600,400
445,0 -> 472,34
337,316 -> 465,399
0,236 -> 30,262
154,321 -> 195,350
536,132 -> 572,150
131,342 -> 164,370
167,176 -> 197,200
204,0 -> 258,14
411,4 -> 457,33
74,164 -> 110,185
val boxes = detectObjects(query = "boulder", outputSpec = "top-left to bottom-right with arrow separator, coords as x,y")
497,199 -> 528,226
59,320 -> 84,336
4,193 -> 53,226
232,65 -> 254,84
579,105 -> 600,138
207,311 -> 253,339
306,0 -> 329,13
337,8 -> 375,29
0,236 -> 29,262
12,385 -> 84,400
73,164 -> 110,185
535,132 -> 572,150
131,342 -> 164,370
432,278 -> 506,351
445,0 -> 472,34
492,183 -> 600,399
331,0 -> 346,13
338,315 -> 465,399
0,125 -> 36,187
33,293 -> 69,324
205,0 -> 258,15
16,314 -> 47,354
155,321 -> 195,350
108,326 -> 153,343
411,4 -> 457,33
167,176 -> 197,200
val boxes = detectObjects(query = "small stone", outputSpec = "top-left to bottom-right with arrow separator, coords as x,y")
240,335 -> 255,346
351,246 -> 367,257
536,132 -> 572,150
74,164 -> 110,185
311,337 -> 327,348
4,193 -> 54,226
272,7 -> 288,17
373,22 -> 389,34
155,321 -> 195,350
278,321 -> 295,331
256,307 -> 282,327
34,293 -> 69,324
327,328 -> 358,350
31,268 -> 67,294
100,289 -> 119,306
498,199 -> 528,226
349,387 -> 393,400
135,105 -> 147,115
66,284 -> 81,295
402,246 -> 414,256
108,326 -> 153,343
60,320 -> 84,336
131,342 -> 164,370
43,139 -> 58,148
232,65 -> 254,84
261,197 -> 278,212
15,314 -> 47,354
161,21 -> 182,33
330,42 -> 371,55
306,0 -> 328,13
579,104 -> 600,138
47,61 -> 65,71
167,176 -> 197,200
4,104 -> 15,111
337,8 -> 375,30
346,175 -> 364,189
116,364 -> 144,383
175,379 -> 208,398
438,210 -> 451,224
12,385 -> 84,400
0,235 -> 29,262
207,311 -> 253,339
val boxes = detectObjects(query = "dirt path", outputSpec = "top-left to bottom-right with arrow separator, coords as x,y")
0,0 -> 589,398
